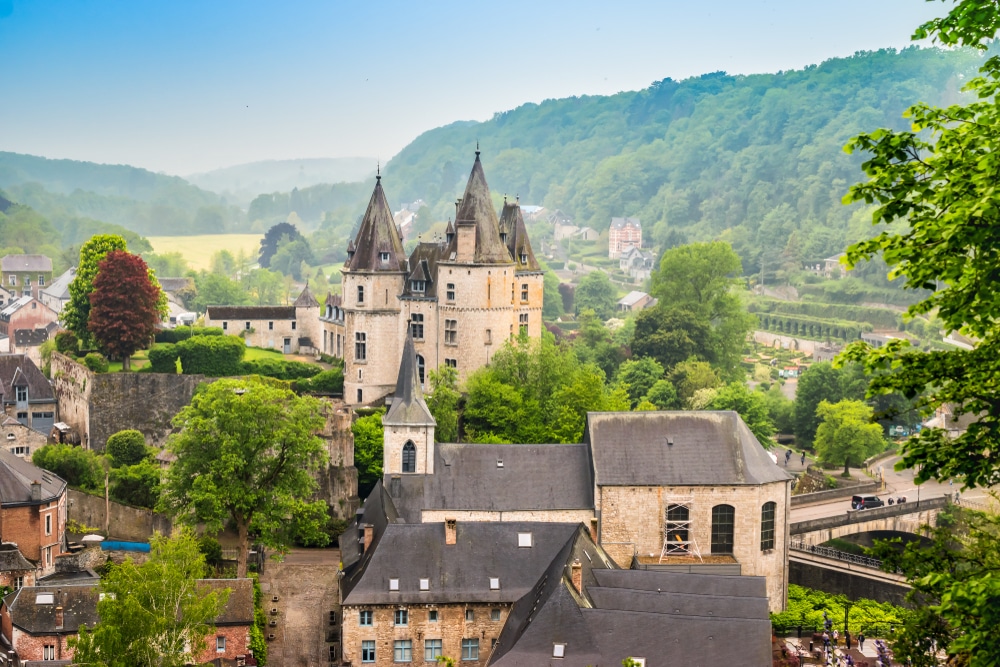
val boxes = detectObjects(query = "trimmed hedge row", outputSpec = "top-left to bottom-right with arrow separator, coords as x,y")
293,368 -> 344,394
241,358 -> 321,380
749,298 -> 902,330
154,327 -> 224,344
797,279 -> 927,308
758,313 -> 873,342
147,337 -> 328,381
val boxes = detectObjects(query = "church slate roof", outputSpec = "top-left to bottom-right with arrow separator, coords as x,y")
444,153 -> 512,265
585,411 -> 793,487
0,447 -> 66,506
383,333 -> 435,426
384,442 -> 593,524
345,176 -> 407,272
498,202 -> 541,273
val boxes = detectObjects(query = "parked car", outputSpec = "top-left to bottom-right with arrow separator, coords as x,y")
851,494 -> 885,510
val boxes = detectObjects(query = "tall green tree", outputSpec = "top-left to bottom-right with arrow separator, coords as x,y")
630,305 -> 712,373
574,271 -> 617,319
425,367 -> 460,443
705,382 -> 776,448
813,400 -> 885,476
161,377 -> 329,577
615,357 -> 665,408
62,234 -> 128,346
352,409 -> 385,498
69,531 -> 228,667
650,242 -> 757,379
792,362 -> 868,448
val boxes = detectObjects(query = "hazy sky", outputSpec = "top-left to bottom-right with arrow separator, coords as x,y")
0,0 -> 945,176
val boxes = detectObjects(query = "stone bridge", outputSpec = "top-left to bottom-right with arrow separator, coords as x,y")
789,496 -> 949,546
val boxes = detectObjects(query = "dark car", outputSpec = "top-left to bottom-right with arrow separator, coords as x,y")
851,494 -> 885,510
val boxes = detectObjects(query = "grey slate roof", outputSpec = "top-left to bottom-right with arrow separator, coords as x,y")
40,268 -> 75,300
345,176 -> 407,273
206,305 -> 295,320
14,329 -> 48,347
0,543 -> 35,572
384,442 -> 593,524
6,583 -> 99,634
0,354 -> 54,403
341,521 -> 581,606
401,242 -> 444,299
156,276 -> 194,294
444,153 -> 513,265
585,411 -> 793,487
0,447 -> 66,506
339,479 -> 397,576
498,202 -> 541,273
292,286 -> 319,308
0,295 -> 32,320
0,255 -> 52,273
383,333 -> 435,426
609,217 -> 640,230
199,578 -> 254,625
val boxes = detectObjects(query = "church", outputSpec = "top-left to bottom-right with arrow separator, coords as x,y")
321,151 -> 544,406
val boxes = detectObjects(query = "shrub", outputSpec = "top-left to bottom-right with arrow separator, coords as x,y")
198,535 -> 223,566
154,326 -> 224,344
147,343 -> 180,373
294,368 -> 344,394
32,443 -> 105,491
55,330 -> 79,354
108,459 -> 160,509
176,335 -> 245,376
240,359 -> 322,381
106,430 -> 147,467
83,352 -> 109,373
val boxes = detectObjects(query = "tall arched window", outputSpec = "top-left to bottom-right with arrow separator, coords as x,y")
402,441 -> 416,473
760,502 -> 776,551
711,504 -> 735,554
416,354 -> 425,386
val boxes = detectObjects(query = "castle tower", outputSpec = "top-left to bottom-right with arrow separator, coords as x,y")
499,200 -> 544,340
292,285 -> 321,353
342,174 -> 407,405
382,332 -> 436,475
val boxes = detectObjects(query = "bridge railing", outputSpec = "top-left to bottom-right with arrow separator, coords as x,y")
789,540 -> 885,570
790,494 -> 949,535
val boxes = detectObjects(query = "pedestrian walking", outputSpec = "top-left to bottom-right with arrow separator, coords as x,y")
801,451 -> 806,465
833,628 -> 839,647
785,449 -> 791,466
845,631 -> 851,650
858,633 -> 865,650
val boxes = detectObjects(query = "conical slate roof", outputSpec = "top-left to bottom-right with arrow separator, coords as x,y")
383,332 -> 435,426
498,201 -> 541,272
346,177 -> 407,272
293,285 -> 320,308
446,153 -> 512,264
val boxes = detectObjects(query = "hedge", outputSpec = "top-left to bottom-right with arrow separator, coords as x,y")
240,359 -> 322,380
749,299 -> 902,330
154,327 -> 224,344
757,313 -> 873,342
294,368 -> 344,394
176,335 -> 246,376
147,344 -> 180,373
797,278 -> 928,308
83,352 -> 109,373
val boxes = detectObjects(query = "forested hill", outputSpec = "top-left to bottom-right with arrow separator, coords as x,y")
363,46 -> 979,273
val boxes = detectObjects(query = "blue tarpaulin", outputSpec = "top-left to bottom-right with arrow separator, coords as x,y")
100,541 -> 151,552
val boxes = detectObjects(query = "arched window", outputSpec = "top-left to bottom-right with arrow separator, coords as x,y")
711,504 -> 735,554
402,441 -> 416,473
416,354 -> 425,386
760,502 -> 776,551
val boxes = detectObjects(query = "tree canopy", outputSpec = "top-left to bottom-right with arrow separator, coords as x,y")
62,234 -> 128,346
573,271 -> 617,320
161,377 -> 329,577
88,250 -> 163,370
813,400 -> 885,476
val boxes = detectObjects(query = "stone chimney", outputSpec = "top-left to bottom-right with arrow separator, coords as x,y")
589,518 -> 599,543
570,559 -> 582,594
55,605 -> 64,630
362,525 -> 373,554
445,518 -> 457,546
30,481 -> 41,502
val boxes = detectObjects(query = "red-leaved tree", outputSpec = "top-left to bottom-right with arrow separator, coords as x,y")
88,250 -> 163,371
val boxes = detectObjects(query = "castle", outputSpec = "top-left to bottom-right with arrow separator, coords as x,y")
321,152 -> 543,405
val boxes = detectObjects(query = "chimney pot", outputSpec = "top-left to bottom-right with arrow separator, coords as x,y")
589,518 -> 599,543
362,525 -> 374,553
571,559 -> 582,595
445,518 -> 457,546
30,481 -> 41,502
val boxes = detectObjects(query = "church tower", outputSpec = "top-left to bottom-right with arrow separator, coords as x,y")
382,332 -> 436,475
342,174 -> 407,405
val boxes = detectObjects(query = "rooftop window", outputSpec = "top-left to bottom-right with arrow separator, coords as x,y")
553,643 -> 566,658
518,533 -> 532,548
489,577 -> 500,590
419,578 -> 430,591
35,593 -> 54,604
389,578 -> 399,591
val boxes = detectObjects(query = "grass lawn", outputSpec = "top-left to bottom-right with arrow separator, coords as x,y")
107,349 -> 150,372
147,234 -> 264,272
244,346 -> 284,361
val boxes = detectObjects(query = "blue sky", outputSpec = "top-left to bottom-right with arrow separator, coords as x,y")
0,0 -> 946,175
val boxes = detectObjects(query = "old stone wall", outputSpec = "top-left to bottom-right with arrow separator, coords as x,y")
67,489 -> 172,542
789,560 -> 909,606
341,602 -> 510,667
51,352 -> 91,446
315,399 -> 359,521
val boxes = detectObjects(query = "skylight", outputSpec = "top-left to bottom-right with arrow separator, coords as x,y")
489,577 -> 500,590
518,532 -> 532,548
389,578 -> 399,591
35,593 -> 54,604
553,643 -> 566,658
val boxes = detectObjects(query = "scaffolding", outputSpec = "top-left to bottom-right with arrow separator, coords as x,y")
659,498 -> 704,563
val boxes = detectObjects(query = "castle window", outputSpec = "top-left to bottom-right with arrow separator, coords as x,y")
491,608 -> 501,621
445,359 -> 457,369
425,639 -> 443,661
485,329 -> 492,345
446,283 -> 455,301
410,313 -> 424,340
380,252 -> 391,263
465,608 -> 474,622
519,313 -> 528,333
410,280 -> 426,293
355,332 -> 367,361
445,320 -> 457,345
359,610 -> 372,626
711,504 -> 735,554
520,252 -> 528,264
394,639 -> 412,662
428,610 -> 438,622
245,321 -> 251,331
521,283 -> 529,302
461,638 -> 479,661
416,355 -> 425,385
292,321 -> 297,330
15,387 -> 27,402
268,321 -> 274,330
362,641 -> 375,662
222,322 -> 228,330
357,285 -> 365,304
402,441 -> 416,473
394,608 -> 408,625
760,501 -> 776,551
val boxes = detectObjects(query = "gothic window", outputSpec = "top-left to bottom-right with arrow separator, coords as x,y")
760,501 -> 776,551
402,441 -> 416,473
711,504 -> 735,554
355,332 -> 367,361
445,320 -> 457,345
416,355 -> 425,385
410,313 -> 424,340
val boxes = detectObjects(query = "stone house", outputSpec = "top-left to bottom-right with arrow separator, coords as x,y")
319,293 -> 346,359
615,291 -> 654,313
204,286 -> 321,355
0,355 -> 57,435
0,578 -> 253,665
12,325 -> 58,367
1,418 -> 46,462
38,268 -> 74,315
0,256 -> 53,301
0,448 -> 67,578
0,286 -> 14,310
0,297 -> 59,342
335,152 -> 543,406
617,245 -> 655,282
0,542 -> 37,593
608,217 -> 641,259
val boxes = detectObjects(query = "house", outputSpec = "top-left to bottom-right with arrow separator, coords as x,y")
38,268 -> 74,315
0,256 -> 53,301
0,355 -> 56,435
334,153 -> 543,406
552,222 -> 580,241
1,417 -> 46,462
204,287 -> 321,355
12,325 -> 58,367
0,298 -> 59,342
0,286 -> 14,310
158,277 -> 197,329
608,218 -> 641,259
0,447 -> 67,577
0,578 -> 254,665
616,291 -> 655,313
0,542 -> 37,593
618,246 -> 655,282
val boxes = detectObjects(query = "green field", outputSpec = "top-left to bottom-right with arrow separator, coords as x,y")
147,234 -> 264,271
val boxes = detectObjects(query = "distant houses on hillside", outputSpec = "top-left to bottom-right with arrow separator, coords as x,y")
608,217 -> 642,259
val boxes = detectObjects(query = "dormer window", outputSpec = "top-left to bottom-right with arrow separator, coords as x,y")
520,252 -> 528,264
500,232 -> 507,243
380,252 -> 391,263
410,280 -> 426,293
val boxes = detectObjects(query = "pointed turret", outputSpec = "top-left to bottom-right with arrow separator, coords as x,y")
384,332 -> 435,426
345,176 -> 407,272
498,201 -> 541,272
293,285 -> 320,308
446,152 -> 512,264
445,219 -> 455,244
